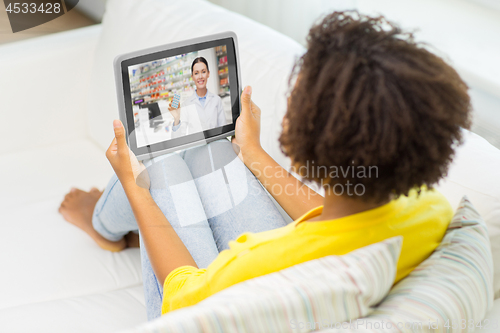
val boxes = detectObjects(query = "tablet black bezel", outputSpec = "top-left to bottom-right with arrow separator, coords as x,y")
120,36 -> 240,158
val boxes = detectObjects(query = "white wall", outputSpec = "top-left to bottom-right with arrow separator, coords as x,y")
78,0 -> 500,148
355,0 -> 500,148
208,0 -> 357,46
208,0 -> 500,149
75,0 -> 106,21
356,0 -> 500,96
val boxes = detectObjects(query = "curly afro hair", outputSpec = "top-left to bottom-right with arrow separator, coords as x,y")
279,11 -> 471,203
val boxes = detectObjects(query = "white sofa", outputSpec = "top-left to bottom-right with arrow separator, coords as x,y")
1,0 -> 499,332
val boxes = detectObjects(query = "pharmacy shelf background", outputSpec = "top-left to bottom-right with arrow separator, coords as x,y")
129,53 -> 198,106
129,49 -> 230,107
215,45 -> 229,97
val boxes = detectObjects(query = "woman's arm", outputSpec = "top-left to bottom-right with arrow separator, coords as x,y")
233,87 -> 323,220
242,146 -> 322,221
106,120 -> 197,284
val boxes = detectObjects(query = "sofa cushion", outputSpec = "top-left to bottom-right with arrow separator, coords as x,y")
87,0 -> 304,170
0,285 -> 146,333
122,236 -> 402,333
0,139 -> 146,331
123,197 -> 494,333
436,130 -> 500,298
354,196 -> 494,332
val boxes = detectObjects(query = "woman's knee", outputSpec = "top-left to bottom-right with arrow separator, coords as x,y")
144,153 -> 193,189
183,139 -> 238,177
209,139 -> 238,170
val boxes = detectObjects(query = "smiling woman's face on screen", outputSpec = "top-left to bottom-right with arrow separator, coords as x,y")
192,62 -> 210,90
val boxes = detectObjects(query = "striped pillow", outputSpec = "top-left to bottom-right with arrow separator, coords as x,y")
123,237 -> 402,333
328,196 -> 494,333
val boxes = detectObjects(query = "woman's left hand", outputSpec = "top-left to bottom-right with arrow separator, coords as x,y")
106,120 -> 150,189
232,86 -> 262,163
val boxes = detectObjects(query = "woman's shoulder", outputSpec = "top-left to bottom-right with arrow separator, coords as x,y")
408,186 -> 450,206
404,186 -> 454,224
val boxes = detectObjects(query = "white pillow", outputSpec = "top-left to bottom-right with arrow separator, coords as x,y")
436,130 -> 500,298
326,196 -> 493,333
121,237 -> 402,333
87,0 -> 305,170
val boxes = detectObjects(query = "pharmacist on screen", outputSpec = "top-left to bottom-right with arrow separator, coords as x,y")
168,57 -> 226,138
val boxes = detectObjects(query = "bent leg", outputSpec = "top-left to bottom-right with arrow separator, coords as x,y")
141,153 -> 220,268
59,187 -> 127,252
92,175 -> 138,241
182,140 -> 288,251
139,235 -> 163,321
92,152 -> 220,320
92,153 -> 220,266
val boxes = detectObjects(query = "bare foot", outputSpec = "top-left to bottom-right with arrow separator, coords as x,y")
59,187 -> 126,252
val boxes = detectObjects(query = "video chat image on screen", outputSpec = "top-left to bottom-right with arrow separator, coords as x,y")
128,45 -> 232,148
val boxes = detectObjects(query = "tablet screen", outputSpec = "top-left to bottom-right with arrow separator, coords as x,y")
117,34 -> 240,159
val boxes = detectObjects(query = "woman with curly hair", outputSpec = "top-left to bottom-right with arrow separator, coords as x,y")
59,11 -> 471,320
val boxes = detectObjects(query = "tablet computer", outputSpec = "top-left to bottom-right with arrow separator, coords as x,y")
113,31 -> 241,161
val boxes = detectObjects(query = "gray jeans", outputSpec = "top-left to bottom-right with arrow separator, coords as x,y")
92,139 -> 287,320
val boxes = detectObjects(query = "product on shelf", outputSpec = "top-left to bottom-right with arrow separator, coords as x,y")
218,55 -> 228,66
215,45 -> 227,56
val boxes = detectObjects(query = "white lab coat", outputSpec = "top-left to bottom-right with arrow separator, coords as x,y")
170,90 -> 227,138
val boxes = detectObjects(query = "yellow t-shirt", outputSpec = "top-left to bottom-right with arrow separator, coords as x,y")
161,188 -> 452,314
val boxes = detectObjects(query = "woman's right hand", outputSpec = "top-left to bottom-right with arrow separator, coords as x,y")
106,120 -> 150,189
232,86 -> 262,162
168,100 -> 181,125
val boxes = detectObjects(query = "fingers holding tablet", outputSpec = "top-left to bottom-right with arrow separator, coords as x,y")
106,120 -> 150,189
234,86 -> 262,159
106,120 -> 134,186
